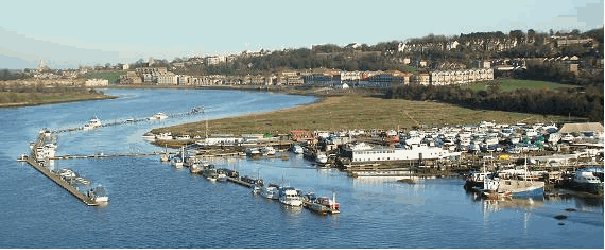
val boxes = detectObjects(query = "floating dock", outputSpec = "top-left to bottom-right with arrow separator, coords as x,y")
22,155 -> 101,206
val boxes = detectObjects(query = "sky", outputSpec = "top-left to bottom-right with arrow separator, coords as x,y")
0,0 -> 603,69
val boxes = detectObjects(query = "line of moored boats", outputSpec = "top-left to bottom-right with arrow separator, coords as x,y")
160,149 -> 340,215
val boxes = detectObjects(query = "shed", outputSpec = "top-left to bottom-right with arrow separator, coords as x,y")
559,122 -> 604,134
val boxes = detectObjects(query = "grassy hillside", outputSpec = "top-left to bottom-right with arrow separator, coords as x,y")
152,94 -> 572,137
465,79 -> 576,92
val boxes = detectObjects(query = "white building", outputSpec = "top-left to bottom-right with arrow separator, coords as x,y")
85,78 -> 109,86
344,143 -> 456,163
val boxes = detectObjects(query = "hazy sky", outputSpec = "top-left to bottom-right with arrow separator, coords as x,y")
1,0 -> 603,68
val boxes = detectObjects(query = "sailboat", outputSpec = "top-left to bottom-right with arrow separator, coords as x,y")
481,156 -> 544,199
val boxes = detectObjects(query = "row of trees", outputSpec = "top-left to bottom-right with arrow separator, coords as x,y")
385,83 -> 604,122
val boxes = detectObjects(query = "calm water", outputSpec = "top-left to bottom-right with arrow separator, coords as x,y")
0,88 -> 602,249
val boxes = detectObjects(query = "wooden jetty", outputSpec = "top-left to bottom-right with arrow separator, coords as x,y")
227,177 -> 253,188
22,155 -> 100,206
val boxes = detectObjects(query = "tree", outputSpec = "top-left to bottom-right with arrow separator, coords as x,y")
527,29 -> 536,43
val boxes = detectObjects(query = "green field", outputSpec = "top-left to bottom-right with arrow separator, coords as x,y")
152,94 -> 573,138
465,79 -> 576,92
85,72 -> 125,83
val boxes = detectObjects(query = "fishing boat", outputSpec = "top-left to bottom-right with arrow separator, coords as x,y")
278,187 -> 303,206
83,116 -> 102,130
317,193 -> 340,214
479,157 -> 544,199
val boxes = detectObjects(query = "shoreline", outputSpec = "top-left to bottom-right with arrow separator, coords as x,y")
0,94 -> 119,109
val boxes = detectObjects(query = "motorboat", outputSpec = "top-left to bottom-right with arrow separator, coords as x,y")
261,146 -> 276,155
156,132 -> 173,140
570,170 -> 604,194
316,152 -> 328,164
160,154 -> 169,162
316,194 -> 340,214
83,116 -> 102,130
245,148 -> 260,155
150,112 -> 169,120
141,133 -> 156,140
260,186 -> 279,200
172,160 -> 184,168
203,169 -> 218,182
217,172 -> 228,182
189,163 -> 203,174
278,187 -> 303,206
291,145 -> 304,154
88,185 -> 108,203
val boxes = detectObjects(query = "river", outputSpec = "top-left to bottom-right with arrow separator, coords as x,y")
0,88 -> 602,248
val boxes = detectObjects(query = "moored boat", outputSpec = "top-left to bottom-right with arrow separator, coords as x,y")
278,187 -> 303,206
260,186 -> 279,200
291,145 -> 304,154
150,112 -> 169,120
569,170 -> 604,194
261,146 -> 276,155
88,185 -> 108,203
83,116 -> 102,130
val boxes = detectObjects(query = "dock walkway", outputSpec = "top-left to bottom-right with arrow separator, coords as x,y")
23,156 -> 100,206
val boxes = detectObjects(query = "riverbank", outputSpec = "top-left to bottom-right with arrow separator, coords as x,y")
0,93 -> 118,108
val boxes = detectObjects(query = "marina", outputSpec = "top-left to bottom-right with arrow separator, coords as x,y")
3,88 -> 603,248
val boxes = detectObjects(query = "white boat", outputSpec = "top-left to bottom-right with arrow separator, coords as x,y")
570,170 -> 604,194
172,161 -> 184,168
83,116 -> 102,130
141,133 -> 156,140
203,169 -> 218,182
189,163 -> 203,174
217,173 -> 228,182
291,145 -> 304,154
156,132 -> 173,140
316,152 -> 328,164
261,146 -> 276,155
58,168 -> 76,178
260,186 -> 279,200
150,112 -> 169,120
88,185 -> 108,203
278,187 -> 303,206
245,148 -> 260,155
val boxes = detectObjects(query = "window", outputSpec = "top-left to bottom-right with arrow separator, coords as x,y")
387,157 -> 390,160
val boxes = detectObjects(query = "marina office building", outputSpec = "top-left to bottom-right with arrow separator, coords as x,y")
342,143 -> 459,163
